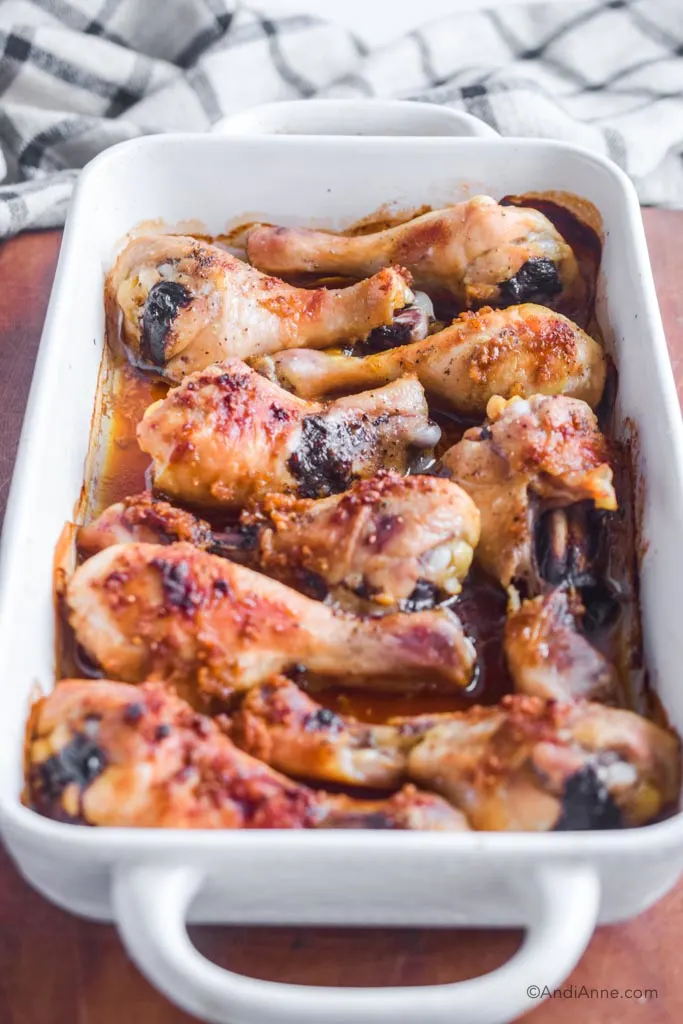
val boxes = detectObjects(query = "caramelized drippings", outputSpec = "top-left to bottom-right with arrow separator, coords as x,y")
93,362 -> 168,515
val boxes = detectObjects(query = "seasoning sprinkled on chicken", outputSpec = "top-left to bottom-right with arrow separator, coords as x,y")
254,304 -> 606,414
442,394 -> 617,588
247,197 -> 585,314
66,543 -> 476,699
26,680 -> 468,830
137,359 -> 440,509
108,234 -> 415,380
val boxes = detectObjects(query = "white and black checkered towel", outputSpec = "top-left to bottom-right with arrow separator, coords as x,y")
1,0 -> 682,237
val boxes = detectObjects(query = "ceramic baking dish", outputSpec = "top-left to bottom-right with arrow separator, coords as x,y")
2,100 -> 683,1024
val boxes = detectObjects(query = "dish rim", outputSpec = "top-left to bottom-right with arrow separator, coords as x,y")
2,131 -> 683,856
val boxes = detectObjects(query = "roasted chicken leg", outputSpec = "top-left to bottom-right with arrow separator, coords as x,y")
442,395 -> 617,588
230,677 -> 417,789
246,197 -> 585,315
66,543 -> 476,699
504,588 -> 620,703
79,474 -> 480,611
253,304 -> 606,414
107,234 -> 415,381
137,359 -> 440,509
231,678 -> 680,831
407,696 -> 679,831
77,492 -> 214,559
240,473 -> 479,609
26,680 -> 468,830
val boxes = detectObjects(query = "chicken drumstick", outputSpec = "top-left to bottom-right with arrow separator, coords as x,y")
107,234 -> 415,381
253,304 -> 606,414
79,473 -> 480,611
137,359 -> 440,509
66,543 -> 476,699
231,678 -> 679,831
246,197 -> 585,315
26,680 -> 468,830
504,587 -> 620,704
442,394 -> 617,588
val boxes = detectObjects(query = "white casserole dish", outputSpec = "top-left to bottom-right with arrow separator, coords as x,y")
2,100 -> 683,1024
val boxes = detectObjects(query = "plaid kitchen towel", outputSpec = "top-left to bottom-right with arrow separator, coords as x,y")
1,0 -> 682,237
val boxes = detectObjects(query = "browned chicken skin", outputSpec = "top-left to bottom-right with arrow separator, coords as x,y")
231,678 -> 680,831
77,492 -> 214,559
246,197 -> 585,315
231,677 -> 418,789
243,473 -> 480,609
26,680 -> 468,830
137,359 -> 440,509
407,696 -> 679,831
442,394 -> 617,588
79,476 -> 480,612
107,234 -> 414,381
66,543 -> 476,699
253,305 -> 606,414
504,588 -> 620,703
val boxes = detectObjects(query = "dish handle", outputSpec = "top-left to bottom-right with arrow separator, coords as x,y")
112,861 -> 600,1024
211,98 -> 498,138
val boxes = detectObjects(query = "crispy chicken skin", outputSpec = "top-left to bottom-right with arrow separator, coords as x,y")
407,697 -> 680,831
77,492 -> 213,559
442,395 -> 617,587
240,473 -> 480,608
246,197 -> 585,314
253,305 -> 606,414
137,359 -> 440,509
26,680 -> 468,830
76,475 -> 479,611
231,677 -> 419,789
505,588 -> 620,704
107,234 -> 414,381
66,543 -> 476,698
232,679 -> 680,831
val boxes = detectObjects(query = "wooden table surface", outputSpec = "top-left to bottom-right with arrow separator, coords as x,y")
1,213 -> 683,1023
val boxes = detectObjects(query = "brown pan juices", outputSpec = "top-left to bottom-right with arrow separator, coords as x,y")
55,194 -> 646,727
92,363 -> 168,514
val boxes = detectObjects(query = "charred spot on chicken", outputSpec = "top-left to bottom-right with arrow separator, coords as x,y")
554,766 -> 623,831
361,301 -> 431,355
401,579 -> 441,613
140,280 -> 191,366
581,582 -> 623,634
498,257 -> 563,306
152,556 -> 203,614
303,707 -> 344,733
287,415 -> 357,498
30,729 -> 107,822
